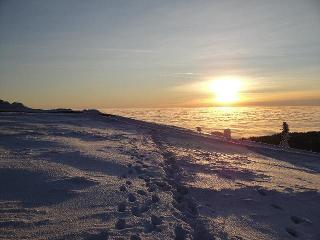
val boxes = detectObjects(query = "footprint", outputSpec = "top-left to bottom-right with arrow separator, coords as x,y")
173,199 -> 197,217
291,216 -> 303,224
175,225 -> 187,240
174,192 -> 184,203
257,189 -> 267,196
230,236 -> 244,240
115,218 -> 126,230
138,175 -> 145,180
134,165 -> 144,174
82,212 -> 110,222
128,193 -> 136,202
291,216 -> 311,224
130,235 -> 141,240
185,198 -> 198,216
138,175 -> 150,182
118,202 -> 126,212
143,177 -> 151,183
87,230 -> 109,240
286,227 -> 298,237
155,181 -> 171,191
176,185 -> 189,195
142,164 -> 149,168
270,204 -> 282,210
131,206 -> 141,217
33,219 -> 51,226
151,194 -> 160,203
194,222 -> 214,240
66,176 -> 95,185
144,221 -> 154,233
147,184 -> 156,192
119,185 -> 127,192
126,180 -> 132,185
140,204 -> 150,213
151,215 -> 163,225
137,190 -> 147,196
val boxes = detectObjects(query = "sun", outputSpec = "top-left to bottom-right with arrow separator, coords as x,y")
209,77 -> 242,104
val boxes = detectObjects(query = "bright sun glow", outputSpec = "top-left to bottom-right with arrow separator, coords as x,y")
209,77 -> 242,104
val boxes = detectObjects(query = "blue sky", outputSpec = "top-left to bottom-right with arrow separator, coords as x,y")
1,0 -> 320,108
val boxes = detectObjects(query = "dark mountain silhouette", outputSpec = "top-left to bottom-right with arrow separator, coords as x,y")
0,99 -> 34,112
0,99 -> 94,114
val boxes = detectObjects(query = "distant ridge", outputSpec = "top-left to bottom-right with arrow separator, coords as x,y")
0,99 -> 102,115
0,99 -> 34,112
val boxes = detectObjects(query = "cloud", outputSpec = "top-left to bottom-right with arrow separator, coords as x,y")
174,72 -> 196,75
98,48 -> 154,54
170,80 -> 212,94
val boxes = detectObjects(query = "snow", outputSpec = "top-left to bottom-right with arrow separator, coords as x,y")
0,112 -> 319,240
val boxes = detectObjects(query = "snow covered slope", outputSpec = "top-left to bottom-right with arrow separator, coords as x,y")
0,112 -> 319,240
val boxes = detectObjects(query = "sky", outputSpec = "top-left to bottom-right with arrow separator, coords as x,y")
1,0 -> 320,108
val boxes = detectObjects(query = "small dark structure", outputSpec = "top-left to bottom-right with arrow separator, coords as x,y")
196,127 -> 202,134
224,129 -> 231,140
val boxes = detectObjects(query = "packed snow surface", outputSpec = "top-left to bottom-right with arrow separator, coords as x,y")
0,112 -> 319,240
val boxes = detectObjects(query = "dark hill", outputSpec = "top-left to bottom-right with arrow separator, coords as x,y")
0,99 -> 34,112
0,99 -> 91,114
246,132 -> 320,153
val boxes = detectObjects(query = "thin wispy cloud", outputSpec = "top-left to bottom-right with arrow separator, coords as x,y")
98,48 -> 154,54
174,72 -> 196,75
